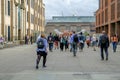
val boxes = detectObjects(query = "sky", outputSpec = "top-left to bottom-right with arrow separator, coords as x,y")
43,0 -> 99,19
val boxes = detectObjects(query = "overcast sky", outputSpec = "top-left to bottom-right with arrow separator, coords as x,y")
43,0 -> 99,19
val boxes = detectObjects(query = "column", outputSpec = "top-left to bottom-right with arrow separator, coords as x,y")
1,0 -> 5,37
10,0 -> 14,41
28,0 -> 31,37
0,0 -> 1,36
15,6 -> 18,40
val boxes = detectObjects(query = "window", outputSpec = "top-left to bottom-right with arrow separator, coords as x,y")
111,3 -> 115,20
105,0 -> 108,7
105,9 -> 108,23
31,14 -> 34,24
21,0 -> 24,3
27,0 -> 29,5
8,0 -> 10,16
111,0 -> 115,3
31,0 -> 34,8
27,11 -> 29,22
117,0 -> 120,18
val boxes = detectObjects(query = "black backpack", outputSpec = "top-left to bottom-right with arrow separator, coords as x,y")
37,39 -> 44,49
73,34 -> 79,43
101,35 -> 107,44
48,36 -> 53,42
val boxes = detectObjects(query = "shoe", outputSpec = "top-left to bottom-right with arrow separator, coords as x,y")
36,65 -> 39,69
43,65 -> 47,68
93,49 -> 96,51
73,54 -> 76,57
101,58 -> 104,61
106,58 -> 108,61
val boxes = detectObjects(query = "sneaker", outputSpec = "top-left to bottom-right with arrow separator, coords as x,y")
101,58 -> 104,61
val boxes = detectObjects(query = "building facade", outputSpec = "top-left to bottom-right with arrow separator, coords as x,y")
96,0 -> 120,38
0,0 -> 45,42
45,16 -> 95,35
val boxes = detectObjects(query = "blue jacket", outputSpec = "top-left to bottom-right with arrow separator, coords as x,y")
70,34 -> 76,43
36,38 -> 48,52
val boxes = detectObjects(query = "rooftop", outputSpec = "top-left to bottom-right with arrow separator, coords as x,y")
46,16 -> 95,23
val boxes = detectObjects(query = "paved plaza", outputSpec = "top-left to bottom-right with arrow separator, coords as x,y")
0,44 -> 120,80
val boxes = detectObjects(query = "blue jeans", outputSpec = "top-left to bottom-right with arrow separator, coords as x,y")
49,43 -> 53,51
100,46 -> 108,59
112,42 -> 117,52
79,43 -> 84,50
72,42 -> 77,56
70,43 -> 73,52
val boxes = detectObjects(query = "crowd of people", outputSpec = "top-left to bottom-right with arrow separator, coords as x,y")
35,31 -> 119,69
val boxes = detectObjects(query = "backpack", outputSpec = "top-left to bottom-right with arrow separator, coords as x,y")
37,39 -> 44,49
48,36 -> 53,42
101,35 -> 107,44
62,38 -> 66,44
79,36 -> 84,43
73,34 -> 79,43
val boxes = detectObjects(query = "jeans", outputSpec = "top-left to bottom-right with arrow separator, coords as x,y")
70,43 -> 73,52
49,43 -> 53,51
112,42 -> 117,52
100,46 -> 108,60
72,42 -> 77,56
79,43 -> 84,50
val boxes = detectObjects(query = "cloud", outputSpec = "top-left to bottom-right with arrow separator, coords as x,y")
43,0 -> 99,19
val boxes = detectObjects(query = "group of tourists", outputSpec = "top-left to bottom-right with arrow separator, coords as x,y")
35,31 -> 119,69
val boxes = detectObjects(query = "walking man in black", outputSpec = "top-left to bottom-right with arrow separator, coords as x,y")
98,31 -> 110,61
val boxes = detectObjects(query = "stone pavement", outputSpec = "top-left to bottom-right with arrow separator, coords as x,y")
0,44 -> 120,80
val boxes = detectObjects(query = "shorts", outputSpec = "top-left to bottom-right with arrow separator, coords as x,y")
92,41 -> 96,46
37,51 -> 47,56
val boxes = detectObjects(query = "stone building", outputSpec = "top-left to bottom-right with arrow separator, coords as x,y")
45,16 -> 95,35
96,0 -> 120,38
0,0 -> 45,42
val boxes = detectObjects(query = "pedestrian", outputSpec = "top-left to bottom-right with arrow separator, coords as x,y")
65,36 -> 69,51
27,35 -> 29,44
30,35 -> 33,44
86,34 -> 91,48
91,34 -> 97,51
60,36 -> 65,51
69,33 -> 73,52
71,31 -> 79,56
111,34 -> 118,52
47,33 -> 54,52
36,34 -> 48,69
78,32 -> 85,52
54,34 -> 59,49
0,35 -> 4,48
25,34 -> 27,44
98,31 -> 109,61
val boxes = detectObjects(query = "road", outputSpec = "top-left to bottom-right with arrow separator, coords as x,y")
0,44 -> 120,80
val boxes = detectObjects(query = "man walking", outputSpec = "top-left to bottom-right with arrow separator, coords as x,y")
98,31 -> 109,61
36,34 -> 48,69
78,32 -> 85,52
47,33 -> 54,52
71,31 -> 79,56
